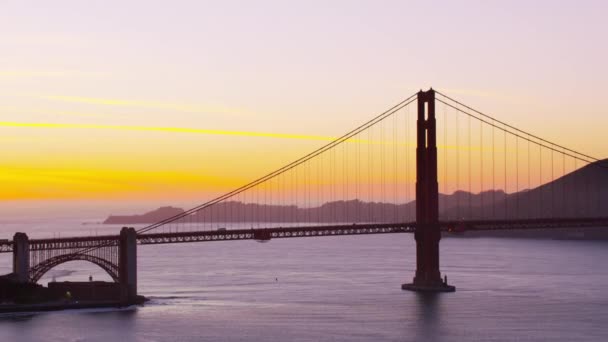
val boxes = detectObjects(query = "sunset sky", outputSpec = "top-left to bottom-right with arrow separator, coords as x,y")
1,1 -> 607,219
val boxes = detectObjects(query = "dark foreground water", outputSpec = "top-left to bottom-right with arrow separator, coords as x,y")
0,222 -> 607,341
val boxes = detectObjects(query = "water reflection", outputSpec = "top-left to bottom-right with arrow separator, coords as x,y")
0,312 -> 36,323
413,293 -> 442,342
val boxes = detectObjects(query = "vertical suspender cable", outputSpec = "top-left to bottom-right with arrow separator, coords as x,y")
456,109 -> 460,219
526,137 -> 532,218
317,157 -> 321,223
480,119 -> 483,219
406,105 -> 410,217
369,128 -> 373,222
394,111 -> 398,221
504,130 -> 507,219
444,103 -> 448,220
516,136 -> 519,218
468,113 -> 472,218
574,158 -> 578,216
551,148 -> 554,218
344,138 -> 347,222
539,144 -> 542,218
562,150 -> 566,216
492,118 -> 496,219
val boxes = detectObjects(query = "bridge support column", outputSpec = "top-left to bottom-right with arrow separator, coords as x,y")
119,227 -> 138,303
402,89 -> 455,293
12,232 -> 30,283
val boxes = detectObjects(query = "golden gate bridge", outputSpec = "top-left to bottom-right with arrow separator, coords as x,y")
1,89 -> 607,301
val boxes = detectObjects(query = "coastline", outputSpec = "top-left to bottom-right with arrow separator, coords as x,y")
0,296 -> 147,314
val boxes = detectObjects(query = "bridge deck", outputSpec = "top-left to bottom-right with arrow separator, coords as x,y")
137,222 -> 415,245
1,217 -> 607,253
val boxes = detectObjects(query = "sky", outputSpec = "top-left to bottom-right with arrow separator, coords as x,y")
1,1 -> 607,220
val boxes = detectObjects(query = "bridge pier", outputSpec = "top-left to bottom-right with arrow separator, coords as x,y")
12,232 -> 30,283
119,227 -> 138,303
402,89 -> 455,293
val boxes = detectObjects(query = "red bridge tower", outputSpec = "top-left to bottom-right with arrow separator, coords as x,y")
402,89 -> 455,292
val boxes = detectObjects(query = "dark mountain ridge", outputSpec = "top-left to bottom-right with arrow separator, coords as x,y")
104,206 -> 184,224
103,159 -> 608,224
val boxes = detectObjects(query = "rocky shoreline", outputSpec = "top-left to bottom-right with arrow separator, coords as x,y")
0,295 -> 147,314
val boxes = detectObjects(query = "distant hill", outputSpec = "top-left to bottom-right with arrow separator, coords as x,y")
103,206 -> 184,224
103,160 -> 608,224
443,159 -> 608,220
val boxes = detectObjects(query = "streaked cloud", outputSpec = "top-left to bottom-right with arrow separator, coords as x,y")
439,88 -> 527,102
0,121 -> 494,150
42,95 -> 247,115
0,70 -> 107,78
0,121 -> 334,141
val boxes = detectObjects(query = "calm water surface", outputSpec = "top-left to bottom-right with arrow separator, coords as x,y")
0,221 -> 607,341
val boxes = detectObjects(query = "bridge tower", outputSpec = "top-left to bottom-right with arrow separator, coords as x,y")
12,232 -> 30,283
402,89 -> 455,292
119,227 -> 138,303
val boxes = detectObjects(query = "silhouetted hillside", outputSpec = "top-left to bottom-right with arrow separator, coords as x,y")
443,159 -> 608,220
103,160 -> 608,224
101,190 -> 505,224
103,206 -> 184,224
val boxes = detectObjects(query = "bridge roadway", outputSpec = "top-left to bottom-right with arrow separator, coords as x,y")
1,217 -> 607,253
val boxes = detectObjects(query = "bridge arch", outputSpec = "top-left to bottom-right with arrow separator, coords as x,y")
29,253 -> 120,284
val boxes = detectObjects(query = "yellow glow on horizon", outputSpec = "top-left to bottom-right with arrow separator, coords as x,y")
0,165 -> 240,201
0,121 -> 522,202
0,121 -> 336,141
